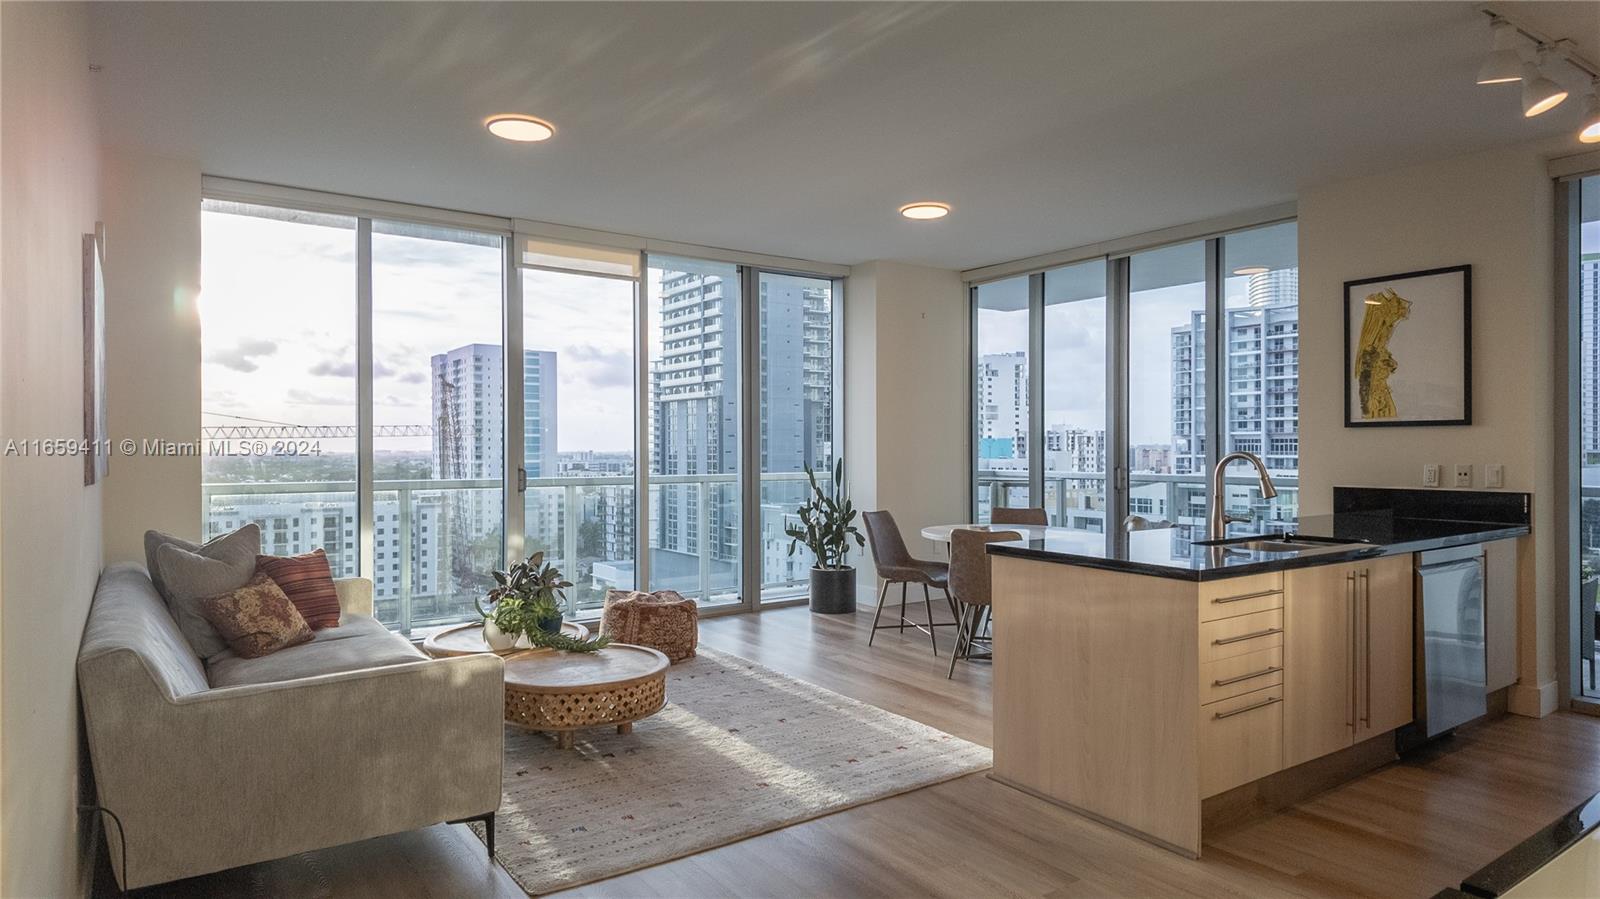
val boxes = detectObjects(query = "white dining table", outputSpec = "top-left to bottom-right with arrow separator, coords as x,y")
919,523 -> 1052,544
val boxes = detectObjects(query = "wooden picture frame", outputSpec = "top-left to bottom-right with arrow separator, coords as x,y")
1343,264 -> 1471,428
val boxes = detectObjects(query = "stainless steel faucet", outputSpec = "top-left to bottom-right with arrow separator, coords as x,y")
1209,451 -> 1278,540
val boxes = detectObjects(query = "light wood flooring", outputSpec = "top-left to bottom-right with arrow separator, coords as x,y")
105,603 -> 1600,898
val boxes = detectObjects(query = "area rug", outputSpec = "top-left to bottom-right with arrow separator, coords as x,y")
473,646 -> 992,895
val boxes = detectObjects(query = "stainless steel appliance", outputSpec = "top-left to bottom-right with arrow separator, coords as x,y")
1414,544 -> 1487,739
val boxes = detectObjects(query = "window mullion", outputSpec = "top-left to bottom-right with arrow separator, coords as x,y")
356,218 -> 376,586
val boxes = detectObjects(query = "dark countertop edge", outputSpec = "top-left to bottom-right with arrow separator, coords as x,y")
985,523 -> 1530,582
1459,790 -> 1600,897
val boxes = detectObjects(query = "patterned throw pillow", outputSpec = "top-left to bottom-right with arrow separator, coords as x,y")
256,549 -> 342,629
200,572 -> 315,659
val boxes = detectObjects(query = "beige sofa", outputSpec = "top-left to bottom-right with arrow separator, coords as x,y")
77,563 -> 504,891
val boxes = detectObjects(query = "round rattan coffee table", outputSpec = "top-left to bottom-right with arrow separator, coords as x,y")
502,644 -> 669,749
421,620 -> 590,658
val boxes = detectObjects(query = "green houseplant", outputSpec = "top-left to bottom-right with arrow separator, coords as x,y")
476,551 -> 609,652
784,459 -> 865,614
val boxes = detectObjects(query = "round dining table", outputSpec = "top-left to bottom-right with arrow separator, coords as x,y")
919,523 -> 1050,545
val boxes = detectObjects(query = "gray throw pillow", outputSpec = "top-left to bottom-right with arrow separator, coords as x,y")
154,523 -> 261,659
143,529 -> 200,600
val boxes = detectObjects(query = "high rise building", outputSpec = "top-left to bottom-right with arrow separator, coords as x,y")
978,351 -> 1028,461
1582,256 -> 1600,457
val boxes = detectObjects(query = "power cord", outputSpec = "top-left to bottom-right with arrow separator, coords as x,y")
78,804 -> 127,897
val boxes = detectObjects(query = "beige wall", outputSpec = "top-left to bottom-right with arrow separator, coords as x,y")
0,3 -> 104,895
1298,143 -> 1558,716
845,261 -> 969,588
99,149 -> 203,561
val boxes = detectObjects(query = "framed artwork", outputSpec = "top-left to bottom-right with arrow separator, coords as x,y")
1344,264 -> 1471,428
83,225 -> 108,485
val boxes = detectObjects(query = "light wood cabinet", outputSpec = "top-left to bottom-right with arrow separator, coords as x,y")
1199,684 -> 1284,797
1284,554 -> 1414,767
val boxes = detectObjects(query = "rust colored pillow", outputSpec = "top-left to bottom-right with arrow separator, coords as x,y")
200,572 -> 314,659
256,549 -> 342,629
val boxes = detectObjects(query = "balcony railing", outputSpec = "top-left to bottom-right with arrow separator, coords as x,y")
976,468 -> 1301,534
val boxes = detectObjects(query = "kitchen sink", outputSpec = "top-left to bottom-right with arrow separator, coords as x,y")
1191,533 -> 1374,555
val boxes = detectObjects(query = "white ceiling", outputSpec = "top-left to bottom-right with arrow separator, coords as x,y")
88,2 -> 1600,271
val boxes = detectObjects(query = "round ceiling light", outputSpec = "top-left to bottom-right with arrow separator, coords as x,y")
486,114 -> 556,142
1232,265 -> 1270,276
899,202 -> 951,220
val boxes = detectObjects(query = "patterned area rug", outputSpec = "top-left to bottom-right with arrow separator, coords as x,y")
474,646 -> 992,895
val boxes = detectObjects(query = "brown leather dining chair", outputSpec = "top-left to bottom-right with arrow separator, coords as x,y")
862,510 -> 958,655
946,528 -> 1019,678
989,507 -> 1047,526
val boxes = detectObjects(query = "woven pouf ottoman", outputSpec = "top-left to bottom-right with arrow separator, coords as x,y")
600,589 -> 699,663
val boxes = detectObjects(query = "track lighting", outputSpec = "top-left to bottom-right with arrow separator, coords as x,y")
1476,20 -> 1523,85
1581,84 -> 1600,144
1520,51 -> 1568,117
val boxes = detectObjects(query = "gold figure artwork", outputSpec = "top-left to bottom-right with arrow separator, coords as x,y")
1354,287 -> 1412,419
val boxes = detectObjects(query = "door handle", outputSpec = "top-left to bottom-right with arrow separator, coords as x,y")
1213,627 -> 1282,646
1360,569 -> 1371,727
1346,571 -> 1355,729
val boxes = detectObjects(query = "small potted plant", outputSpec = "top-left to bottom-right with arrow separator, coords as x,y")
785,459 -> 866,614
478,551 -> 571,649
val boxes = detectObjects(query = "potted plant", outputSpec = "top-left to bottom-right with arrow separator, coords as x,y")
785,459 -> 866,614
477,550 -> 571,649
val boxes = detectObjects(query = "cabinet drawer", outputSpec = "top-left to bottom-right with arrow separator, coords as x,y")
1200,684 -> 1284,798
1199,581 -> 1284,623
1200,646 -> 1284,704
1200,608 -> 1284,663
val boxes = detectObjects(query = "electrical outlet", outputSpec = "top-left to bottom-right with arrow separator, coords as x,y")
1423,464 -> 1440,487
1454,464 -> 1473,488
1486,463 -> 1505,489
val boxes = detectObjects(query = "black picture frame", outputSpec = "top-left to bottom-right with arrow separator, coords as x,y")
1343,264 -> 1471,428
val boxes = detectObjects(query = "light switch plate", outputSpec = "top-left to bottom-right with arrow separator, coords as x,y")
1486,463 -> 1505,489
1454,464 -> 1473,488
1423,464 -> 1440,487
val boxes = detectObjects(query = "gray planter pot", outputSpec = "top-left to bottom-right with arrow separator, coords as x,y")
809,566 -> 857,614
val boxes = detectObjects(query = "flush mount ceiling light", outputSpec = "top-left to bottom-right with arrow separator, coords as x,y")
1476,19 -> 1524,85
485,114 -> 555,142
1521,52 -> 1568,117
1581,82 -> 1600,143
1232,265 -> 1270,276
899,202 -> 951,220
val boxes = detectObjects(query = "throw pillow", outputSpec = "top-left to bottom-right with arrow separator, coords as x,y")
200,572 -> 314,659
255,549 -> 342,629
154,523 -> 261,659
143,529 -> 203,600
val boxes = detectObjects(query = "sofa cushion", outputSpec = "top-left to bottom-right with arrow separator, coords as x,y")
201,572 -> 314,659
256,549 -> 342,629
154,524 -> 261,659
204,613 -> 426,688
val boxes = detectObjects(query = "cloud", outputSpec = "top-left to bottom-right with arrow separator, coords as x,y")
204,338 -> 278,373
310,356 -> 395,378
285,388 -> 355,407
562,344 -> 633,389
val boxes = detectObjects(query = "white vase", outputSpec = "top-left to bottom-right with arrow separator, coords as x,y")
482,620 -> 515,652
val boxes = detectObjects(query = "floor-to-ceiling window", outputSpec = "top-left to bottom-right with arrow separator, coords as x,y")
757,272 -> 840,602
1043,260 -> 1107,532
200,201 -> 360,576
970,220 -> 1299,541
1574,174 -> 1599,699
973,275 -> 1032,522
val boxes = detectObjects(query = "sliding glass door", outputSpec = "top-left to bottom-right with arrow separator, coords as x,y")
973,276 -> 1032,522
1042,260 -> 1108,532
1574,175 -> 1599,699
1128,240 -> 1208,531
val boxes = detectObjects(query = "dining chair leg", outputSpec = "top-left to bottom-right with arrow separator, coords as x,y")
948,602 -> 970,679
898,582 -> 908,632
868,579 -> 890,646
922,583 -> 938,656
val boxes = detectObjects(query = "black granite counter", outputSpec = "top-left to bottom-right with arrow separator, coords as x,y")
985,510 -> 1529,582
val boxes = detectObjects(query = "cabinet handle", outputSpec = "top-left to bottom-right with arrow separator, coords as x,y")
1211,589 -> 1281,605
1361,570 -> 1371,727
1346,572 -> 1355,728
1213,627 -> 1283,646
1212,665 -> 1283,687
1214,695 -> 1283,719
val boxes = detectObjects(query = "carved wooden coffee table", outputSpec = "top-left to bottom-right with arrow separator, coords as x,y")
501,644 -> 669,749
421,620 -> 589,658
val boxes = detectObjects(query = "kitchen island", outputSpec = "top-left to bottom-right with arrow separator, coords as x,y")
985,504 -> 1529,858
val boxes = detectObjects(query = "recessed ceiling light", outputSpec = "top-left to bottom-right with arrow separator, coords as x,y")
1232,265 -> 1270,276
899,202 -> 951,220
486,114 -> 555,142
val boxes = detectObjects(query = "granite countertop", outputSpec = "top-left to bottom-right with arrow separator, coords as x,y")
984,510 -> 1530,582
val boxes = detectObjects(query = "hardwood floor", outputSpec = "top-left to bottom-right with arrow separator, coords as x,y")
107,604 -> 1600,898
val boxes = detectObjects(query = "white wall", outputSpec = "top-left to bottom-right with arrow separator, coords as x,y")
1298,143 -> 1558,716
845,261 -> 969,588
0,3 -> 104,895
99,149 -> 202,561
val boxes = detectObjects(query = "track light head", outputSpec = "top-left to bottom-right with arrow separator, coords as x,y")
1581,85 -> 1600,143
1477,20 -> 1524,84
1521,53 -> 1568,117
